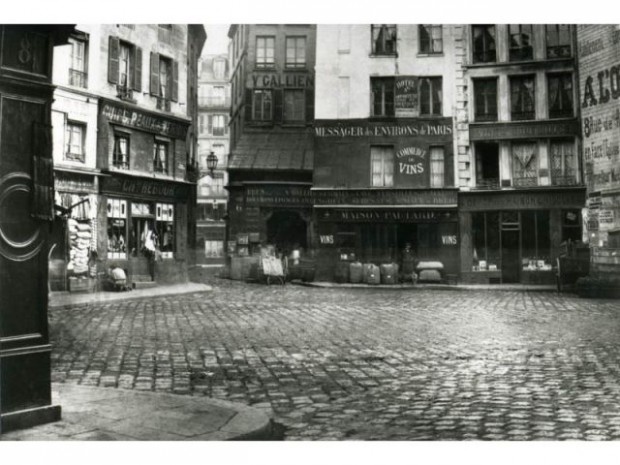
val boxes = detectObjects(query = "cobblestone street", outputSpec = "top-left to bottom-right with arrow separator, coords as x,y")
49,281 -> 620,440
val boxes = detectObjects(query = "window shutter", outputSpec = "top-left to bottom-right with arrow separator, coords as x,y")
208,115 -> 213,134
305,88 -> 314,122
150,52 -> 160,96
245,89 -> 253,122
108,36 -> 120,84
171,60 -> 179,102
273,89 -> 283,123
133,46 -> 142,92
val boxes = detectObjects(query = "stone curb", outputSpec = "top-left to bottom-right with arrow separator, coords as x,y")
290,279 -> 558,292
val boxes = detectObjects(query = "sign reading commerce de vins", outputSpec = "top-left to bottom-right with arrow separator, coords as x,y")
101,103 -> 189,139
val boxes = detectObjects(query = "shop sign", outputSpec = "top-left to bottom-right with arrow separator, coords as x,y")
459,190 -> 586,211
319,234 -> 334,244
319,209 -> 457,223
54,172 -> 97,193
101,176 -> 190,201
101,102 -> 188,139
313,188 -> 457,206
599,209 -> 615,224
469,120 -> 579,141
441,235 -> 458,245
314,119 -> 453,138
245,185 -> 313,206
394,76 -> 419,118
396,146 -> 426,176
251,73 -> 313,88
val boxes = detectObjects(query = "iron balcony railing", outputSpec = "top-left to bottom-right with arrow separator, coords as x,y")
474,178 -> 500,190
69,68 -> 87,88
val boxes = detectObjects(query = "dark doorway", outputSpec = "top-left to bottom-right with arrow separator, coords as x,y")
267,210 -> 307,254
475,142 -> 500,189
501,229 -> 520,283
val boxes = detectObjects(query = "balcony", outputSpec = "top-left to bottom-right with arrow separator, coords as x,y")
69,68 -> 87,88
513,177 -> 538,188
156,97 -> 171,112
198,96 -> 231,109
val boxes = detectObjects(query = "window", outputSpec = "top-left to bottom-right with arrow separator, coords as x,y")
550,140 -> 576,185
211,114 -> 227,136
562,210 -> 582,242
286,36 -> 306,68
159,56 -> 171,100
510,75 -> 535,121
472,25 -> 496,63
509,25 -> 534,61
256,36 -> 275,69
68,36 -> 87,88
370,146 -> 394,187
475,142 -> 500,189
158,25 -> 172,43
546,25 -> 571,58
472,211 -> 500,270
155,203 -> 174,258
107,198 -> 127,259
119,42 -> 132,88
371,25 -> 397,55
419,77 -> 442,116
112,133 -> 129,169
473,78 -> 498,122
283,89 -> 305,122
252,89 -> 273,121
512,141 -> 538,187
430,147 -> 445,188
212,85 -> 226,105
419,25 -> 442,54
548,73 -> 573,118
65,122 -> 85,162
153,140 -> 169,173
130,202 -> 154,258
213,59 -> 225,80
150,53 -> 177,103
371,77 -> 395,117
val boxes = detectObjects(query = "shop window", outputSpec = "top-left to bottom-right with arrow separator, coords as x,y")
108,37 -> 142,98
546,24 -> 571,58
283,89 -> 306,123
419,25 -> 442,54
256,36 -> 275,69
371,24 -> 397,55
419,77 -> 442,116
521,211 -> 551,270
370,77 -> 395,117
370,146 -> 394,187
107,198 -> 127,259
210,114 -> 227,136
153,139 -> 169,174
112,133 -> 130,169
156,203 -> 175,258
562,209 -> 582,242
130,202 -> 155,258
550,140 -> 576,186
211,85 -> 226,105
472,25 -> 496,63
472,211 -> 500,271
65,122 -> 85,162
252,89 -> 273,121
508,24 -> 533,61
205,240 -> 224,258
285,36 -> 306,69
510,75 -> 535,121
210,173 -> 225,196
430,146 -> 445,188
68,35 -> 88,88
512,141 -> 538,187
475,142 -> 500,189
548,73 -> 573,119
473,78 -> 498,122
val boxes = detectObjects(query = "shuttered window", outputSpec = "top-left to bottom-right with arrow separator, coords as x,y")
370,146 -> 394,187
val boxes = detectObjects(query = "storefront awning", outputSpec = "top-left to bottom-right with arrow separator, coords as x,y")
228,130 -> 314,171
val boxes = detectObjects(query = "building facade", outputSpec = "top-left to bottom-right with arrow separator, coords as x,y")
196,54 -> 231,263
577,25 -> 620,278
227,25 -> 316,266
50,24 -> 205,290
458,24 -> 585,284
313,25 -> 462,281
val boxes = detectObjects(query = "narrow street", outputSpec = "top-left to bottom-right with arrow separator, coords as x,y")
49,281 -> 620,440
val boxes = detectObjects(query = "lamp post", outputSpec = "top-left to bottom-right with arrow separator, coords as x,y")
206,151 -> 218,177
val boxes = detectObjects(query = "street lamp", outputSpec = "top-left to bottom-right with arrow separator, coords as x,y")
206,151 -> 218,176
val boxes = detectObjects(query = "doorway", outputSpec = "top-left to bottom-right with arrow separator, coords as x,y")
475,142 -> 500,188
501,229 -> 520,283
266,210 -> 307,254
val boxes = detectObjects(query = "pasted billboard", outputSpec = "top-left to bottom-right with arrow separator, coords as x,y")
578,25 -> 620,245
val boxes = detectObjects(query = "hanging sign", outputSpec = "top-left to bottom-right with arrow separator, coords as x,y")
395,76 -> 419,118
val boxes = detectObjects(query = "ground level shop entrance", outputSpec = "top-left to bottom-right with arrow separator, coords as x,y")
459,189 -> 586,284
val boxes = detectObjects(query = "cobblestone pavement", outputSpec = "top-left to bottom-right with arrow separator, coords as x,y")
49,280 -> 620,440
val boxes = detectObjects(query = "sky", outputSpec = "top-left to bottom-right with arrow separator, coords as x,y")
203,24 -> 230,56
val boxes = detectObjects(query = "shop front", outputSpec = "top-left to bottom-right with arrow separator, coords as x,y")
313,189 -> 459,282
459,188 -> 586,284
99,174 -> 191,286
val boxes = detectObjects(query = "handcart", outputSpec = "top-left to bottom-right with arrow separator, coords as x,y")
261,256 -> 286,285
